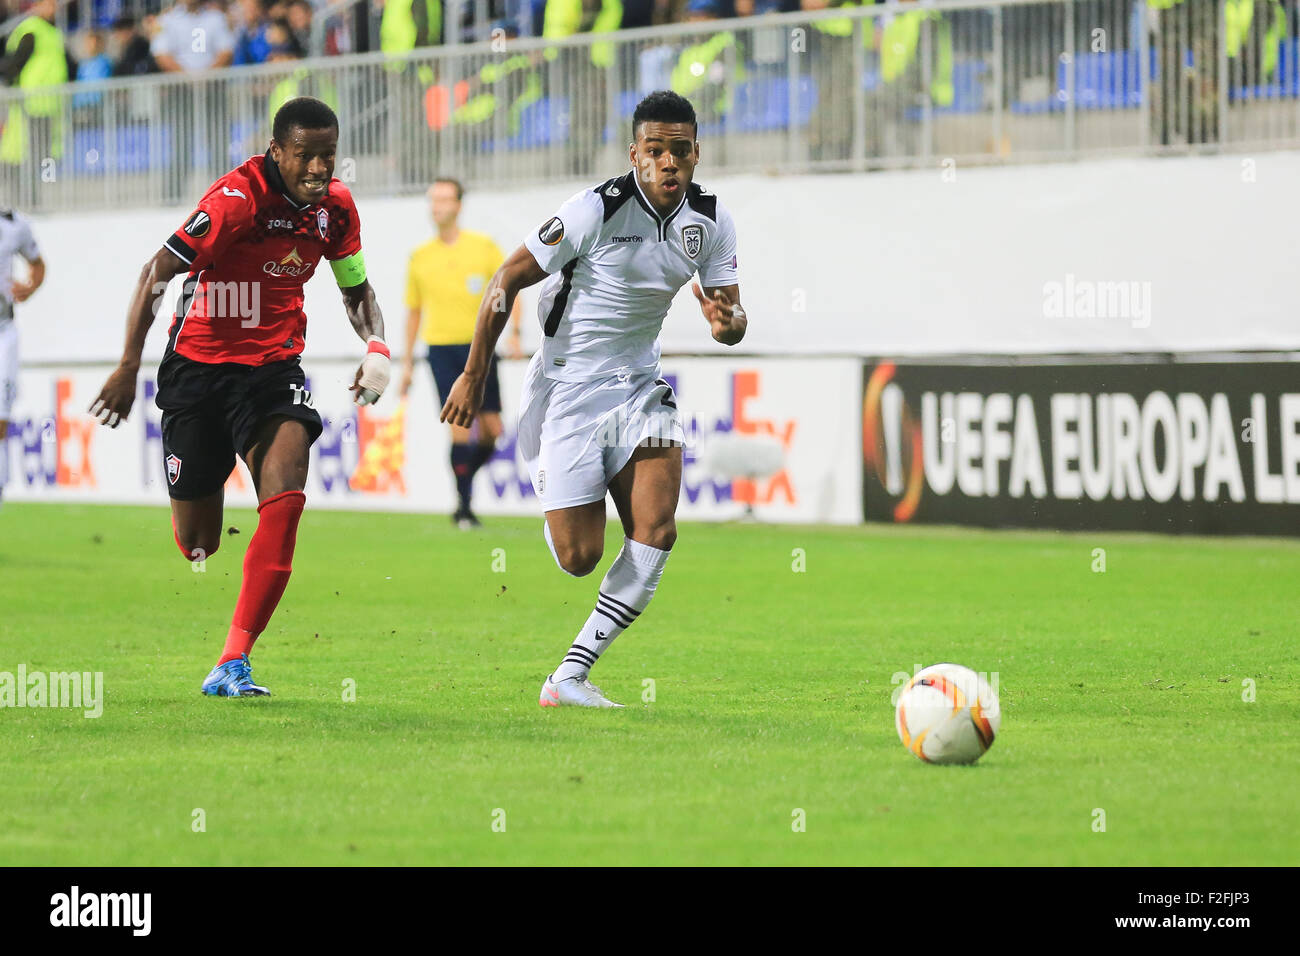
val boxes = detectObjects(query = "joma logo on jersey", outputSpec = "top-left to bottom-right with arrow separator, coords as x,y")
289,384 -> 314,407
263,247 -> 311,276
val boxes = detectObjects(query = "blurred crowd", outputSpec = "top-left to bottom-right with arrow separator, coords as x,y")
0,0 -> 880,88
1,0 -> 319,84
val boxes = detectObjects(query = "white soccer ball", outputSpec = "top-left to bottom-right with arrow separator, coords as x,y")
895,663 -> 1000,765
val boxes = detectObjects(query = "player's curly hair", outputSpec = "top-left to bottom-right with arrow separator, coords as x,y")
632,91 -> 697,138
273,96 -> 339,143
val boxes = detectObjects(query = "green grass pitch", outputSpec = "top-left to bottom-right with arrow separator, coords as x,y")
1,501 -> 1297,866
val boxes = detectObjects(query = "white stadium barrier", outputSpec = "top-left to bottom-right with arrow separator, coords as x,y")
17,152 -> 1300,366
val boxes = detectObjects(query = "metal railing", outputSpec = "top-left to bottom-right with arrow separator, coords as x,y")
3,0 -> 1299,213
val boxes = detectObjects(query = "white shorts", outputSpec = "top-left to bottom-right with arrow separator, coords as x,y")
517,354 -> 684,511
0,321 -> 17,421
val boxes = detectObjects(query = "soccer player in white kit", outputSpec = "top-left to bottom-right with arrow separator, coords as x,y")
0,207 -> 46,509
441,91 -> 748,708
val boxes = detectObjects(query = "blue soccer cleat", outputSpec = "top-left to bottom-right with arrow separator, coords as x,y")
201,654 -> 270,697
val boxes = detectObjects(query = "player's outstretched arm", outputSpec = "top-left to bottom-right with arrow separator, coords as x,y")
693,282 -> 747,346
340,279 -> 389,406
441,245 -> 548,428
89,248 -> 189,428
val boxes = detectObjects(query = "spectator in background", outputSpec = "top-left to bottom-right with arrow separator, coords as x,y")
73,29 -> 113,111
77,30 -> 113,82
735,0 -> 796,13
381,0 -> 442,185
152,0 -> 235,73
286,0 -> 313,54
266,16 -> 306,59
621,0 -> 654,28
542,0 -> 623,177
266,19 -> 335,131
734,0 -> 794,94
670,0 -> 742,158
801,0 -> 859,163
109,16 -> 159,76
232,0 -> 272,66
152,0 -> 235,201
0,0 -> 71,209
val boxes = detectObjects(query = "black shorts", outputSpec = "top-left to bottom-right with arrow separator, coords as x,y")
154,351 -> 323,500
428,344 -> 501,414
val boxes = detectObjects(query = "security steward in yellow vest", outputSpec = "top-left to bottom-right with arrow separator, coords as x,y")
672,1 -> 745,135
878,2 -> 953,108
1,0 -> 70,208
804,0 -> 860,161
542,0 -> 624,177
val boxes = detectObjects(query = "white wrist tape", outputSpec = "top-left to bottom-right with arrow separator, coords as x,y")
356,335 -> 391,406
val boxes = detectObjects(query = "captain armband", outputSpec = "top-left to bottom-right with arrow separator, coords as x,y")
330,250 -> 367,289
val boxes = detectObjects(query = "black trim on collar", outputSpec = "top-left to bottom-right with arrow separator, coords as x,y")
661,198 -> 685,236
631,174 -> 687,242
685,182 -> 717,222
263,150 -> 311,210
595,171 -> 636,223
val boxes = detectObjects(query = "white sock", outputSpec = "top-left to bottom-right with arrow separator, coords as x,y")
553,537 -> 671,682
543,520 -> 579,577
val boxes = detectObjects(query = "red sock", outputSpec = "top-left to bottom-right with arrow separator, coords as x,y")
217,490 -> 305,665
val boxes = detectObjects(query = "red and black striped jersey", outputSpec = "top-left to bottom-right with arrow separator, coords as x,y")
163,151 -> 361,366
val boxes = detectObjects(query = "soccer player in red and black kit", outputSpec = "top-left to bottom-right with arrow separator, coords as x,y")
88,97 -> 391,697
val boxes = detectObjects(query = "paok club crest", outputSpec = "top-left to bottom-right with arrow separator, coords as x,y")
681,224 -> 703,260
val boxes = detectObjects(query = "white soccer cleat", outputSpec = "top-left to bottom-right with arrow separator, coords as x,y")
539,673 -> 625,709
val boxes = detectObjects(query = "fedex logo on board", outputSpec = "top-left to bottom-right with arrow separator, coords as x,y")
6,378 -> 96,490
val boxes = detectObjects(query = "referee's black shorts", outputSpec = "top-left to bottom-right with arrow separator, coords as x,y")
154,350 -> 323,500
428,344 -> 501,414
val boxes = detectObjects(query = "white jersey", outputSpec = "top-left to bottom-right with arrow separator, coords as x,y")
0,207 -> 41,326
523,171 -> 739,383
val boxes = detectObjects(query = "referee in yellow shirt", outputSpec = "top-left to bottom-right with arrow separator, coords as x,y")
399,177 -> 523,528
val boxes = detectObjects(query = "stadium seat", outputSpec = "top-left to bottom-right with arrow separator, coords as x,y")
1013,47 -> 1158,113
734,75 -> 817,131
1062,50 -> 1145,110
68,124 -> 167,174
